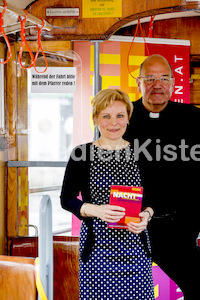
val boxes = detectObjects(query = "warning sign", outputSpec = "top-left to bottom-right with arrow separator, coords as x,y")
82,0 -> 122,18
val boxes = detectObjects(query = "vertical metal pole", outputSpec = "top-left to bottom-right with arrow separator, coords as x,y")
93,41 -> 102,141
94,42 -> 101,96
39,195 -> 53,300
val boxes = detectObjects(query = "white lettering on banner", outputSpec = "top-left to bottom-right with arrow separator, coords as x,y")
174,55 -> 183,63
175,66 -> 183,75
175,86 -> 183,94
31,67 -> 76,93
174,99 -> 184,103
174,55 -> 184,102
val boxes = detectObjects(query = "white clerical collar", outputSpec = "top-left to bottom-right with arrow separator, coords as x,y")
149,112 -> 160,119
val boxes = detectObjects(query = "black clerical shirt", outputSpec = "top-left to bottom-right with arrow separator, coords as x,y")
124,98 -> 200,232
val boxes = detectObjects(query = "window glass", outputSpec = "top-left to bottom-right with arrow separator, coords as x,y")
26,54 -> 79,236
28,167 -> 71,236
27,83 -> 73,235
28,91 -> 73,162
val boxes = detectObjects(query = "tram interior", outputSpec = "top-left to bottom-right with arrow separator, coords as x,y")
0,0 -> 200,299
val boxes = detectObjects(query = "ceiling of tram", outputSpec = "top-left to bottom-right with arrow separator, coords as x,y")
4,0 -> 200,28
2,0 -> 200,40
8,0 -> 32,8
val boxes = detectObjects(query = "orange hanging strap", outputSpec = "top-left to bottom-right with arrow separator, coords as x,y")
148,15 -> 155,38
126,20 -> 139,80
18,10 -> 35,69
127,19 -> 150,80
34,19 -> 48,73
138,19 -> 150,56
0,0 -> 12,64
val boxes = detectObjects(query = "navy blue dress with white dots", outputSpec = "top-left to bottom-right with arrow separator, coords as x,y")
79,145 -> 155,300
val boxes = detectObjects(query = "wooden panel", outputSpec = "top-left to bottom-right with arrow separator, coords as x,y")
190,65 -> 200,105
6,44 -> 18,239
27,0 -> 200,40
0,158 -> 5,254
18,168 -> 29,236
120,17 -> 200,56
18,67 -> 28,162
53,236 -> 79,299
15,41 -> 72,52
0,42 -> 5,254
10,236 -> 79,300
0,255 -> 36,300
9,236 -> 38,257
7,167 -> 18,237
6,44 -> 17,161
17,64 -> 28,236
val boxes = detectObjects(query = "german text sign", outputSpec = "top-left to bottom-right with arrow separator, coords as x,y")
31,67 -> 76,93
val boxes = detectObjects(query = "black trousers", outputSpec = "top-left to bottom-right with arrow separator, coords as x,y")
148,217 -> 200,300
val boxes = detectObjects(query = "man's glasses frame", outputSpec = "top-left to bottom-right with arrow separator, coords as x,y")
138,75 -> 174,84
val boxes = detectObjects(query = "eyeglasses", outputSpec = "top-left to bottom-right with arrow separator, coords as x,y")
138,75 -> 173,84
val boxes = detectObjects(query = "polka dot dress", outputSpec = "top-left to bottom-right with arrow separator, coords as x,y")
79,145 -> 155,300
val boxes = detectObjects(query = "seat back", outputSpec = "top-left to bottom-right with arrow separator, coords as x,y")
0,255 -> 36,300
9,236 -> 79,300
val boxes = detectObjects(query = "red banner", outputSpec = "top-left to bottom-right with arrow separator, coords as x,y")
73,37 -> 190,149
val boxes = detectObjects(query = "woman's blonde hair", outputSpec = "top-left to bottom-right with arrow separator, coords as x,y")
91,88 -> 133,124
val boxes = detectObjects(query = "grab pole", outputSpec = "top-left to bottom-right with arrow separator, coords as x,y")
93,41 -> 102,140
38,195 -> 53,300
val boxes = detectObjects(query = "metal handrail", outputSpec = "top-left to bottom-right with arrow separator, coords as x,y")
7,160 -> 67,167
29,185 -> 61,194
39,195 -> 53,300
53,228 -> 71,236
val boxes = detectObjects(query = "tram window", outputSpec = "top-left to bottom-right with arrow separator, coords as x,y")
27,71 -> 73,236
28,168 -> 71,236
28,92 -> 73,161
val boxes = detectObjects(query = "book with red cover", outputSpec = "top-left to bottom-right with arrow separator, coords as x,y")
108,185 -> 143,229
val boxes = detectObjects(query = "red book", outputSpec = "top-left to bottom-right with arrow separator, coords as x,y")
108,185 -> 143,229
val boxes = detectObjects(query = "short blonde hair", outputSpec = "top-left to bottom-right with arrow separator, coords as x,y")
91,88 -> 133,124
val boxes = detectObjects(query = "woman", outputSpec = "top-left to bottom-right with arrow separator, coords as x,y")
60,88 -> 155,300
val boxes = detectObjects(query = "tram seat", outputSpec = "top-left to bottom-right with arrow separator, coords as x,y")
0,255 -> 36,300
9,236 -> 79,300
10,236 -> 38,257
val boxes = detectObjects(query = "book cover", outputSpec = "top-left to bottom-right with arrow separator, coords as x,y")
108,185 -> 143,229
